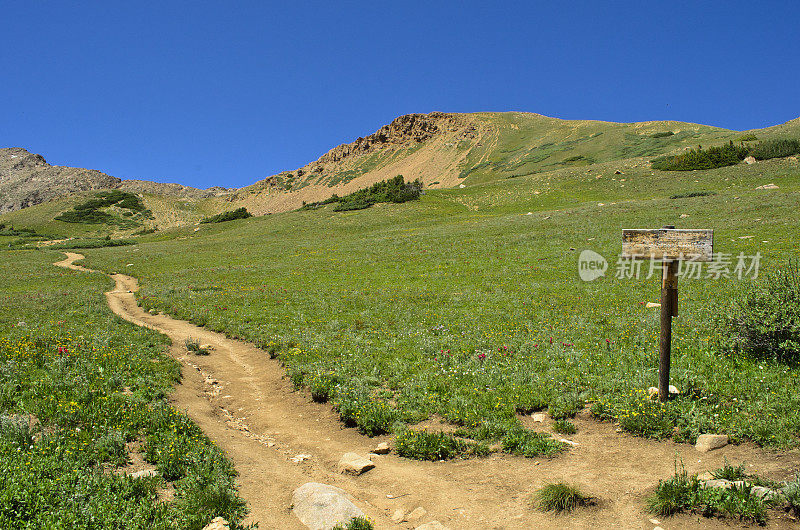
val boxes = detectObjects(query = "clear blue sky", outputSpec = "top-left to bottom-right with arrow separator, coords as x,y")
2,1 -> 798,189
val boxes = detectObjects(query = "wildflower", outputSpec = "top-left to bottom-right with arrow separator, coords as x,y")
477,353 -> 486,362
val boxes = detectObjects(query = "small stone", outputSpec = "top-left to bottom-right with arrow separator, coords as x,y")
559,438 -> 579,447
338,452 -> 375,475
407,507 -> 427,521
695,434 -> 729,453
756,183 -> 779,190
680,213 -> 689,218
702,479 -> 732,489
647,387 -> 659,399
415,522 -> 449,530
531,413 -> 546,423
291,453 -> 312,463
199,344 -> 214,351
391,509 -> 406,523
373,442 -> 390,454
744,156 -> 756,164
645,302 -> 661,308
129,469 -> 159,479
648,519 -> 660,525
202,517 -> 230,530
697,471 -> 714,481
750,486 -> 782,501
669,385 -> 679,395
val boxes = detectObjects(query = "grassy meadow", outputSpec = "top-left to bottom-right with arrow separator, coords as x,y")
0,251 -> 250,528
71,156 -> 800,452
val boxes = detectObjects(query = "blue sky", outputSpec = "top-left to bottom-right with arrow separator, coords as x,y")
2,1 -> 798,189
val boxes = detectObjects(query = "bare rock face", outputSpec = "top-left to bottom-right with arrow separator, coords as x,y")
317,112 -> 463,165
292,482 -> 365,530
0,147 -> 121,213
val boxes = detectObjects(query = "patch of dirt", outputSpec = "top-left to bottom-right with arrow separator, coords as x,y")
55,253 -> 800,529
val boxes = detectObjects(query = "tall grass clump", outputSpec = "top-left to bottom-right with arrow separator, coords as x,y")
533,482 -> 593,513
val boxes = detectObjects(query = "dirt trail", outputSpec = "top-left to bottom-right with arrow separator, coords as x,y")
54,252 -> 799,529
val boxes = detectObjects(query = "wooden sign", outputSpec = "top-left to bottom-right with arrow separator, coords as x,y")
622,228 -> 713,262
621,226 -> 713,402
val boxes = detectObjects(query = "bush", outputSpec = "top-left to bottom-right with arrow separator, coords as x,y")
651,142 -> 748,171
784,474 -> 800,515
533,482 -> 593,513
325,175 -> 422,212
55,190 -> 149,225
650,131 -> 675,138
736,133 -> 758,142
748,138 -> 800,160
200,207 -> 253,223
721,261 -> 800,364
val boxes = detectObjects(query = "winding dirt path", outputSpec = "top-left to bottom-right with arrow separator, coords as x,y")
54,252 -> 799,529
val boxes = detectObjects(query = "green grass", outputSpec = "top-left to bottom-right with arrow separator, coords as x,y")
533,482 -> 593,513
69,154 -> 800,453
0,251 -> 251,528
647,462 -> 773,524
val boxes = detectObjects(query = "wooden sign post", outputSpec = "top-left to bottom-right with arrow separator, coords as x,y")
622,226 -> 713,402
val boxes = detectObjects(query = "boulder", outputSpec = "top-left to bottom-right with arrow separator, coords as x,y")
292,482 -> 365,530
337,453 -> 375,475
695,434 -> 729,452
391,508 -> 406,523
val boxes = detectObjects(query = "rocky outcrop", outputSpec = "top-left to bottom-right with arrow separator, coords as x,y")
0,147 -> 122,213
0,147 -> 225,213
317,112 -> 462,165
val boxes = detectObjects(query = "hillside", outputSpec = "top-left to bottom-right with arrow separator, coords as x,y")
213,111 -> 800,215
3,112 -> 800,230
0,147 -> 223,214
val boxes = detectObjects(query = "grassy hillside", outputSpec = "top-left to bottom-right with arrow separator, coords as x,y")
78,154 -> 800,450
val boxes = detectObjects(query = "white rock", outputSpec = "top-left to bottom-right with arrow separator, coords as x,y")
202,517 -> 230,530
292,483 -> 365,530
291,453 -> 312,463
391,508 -> 406,523
337,452 -> 375,475
531,413 -> 546,423
695,434 -> 729,453
755,183 -> 778,189
559,438 -> 579,447
744,156 -> 756,164
373,442 -> 390,454
129,469 -> 159,479
407,506 -> 427,521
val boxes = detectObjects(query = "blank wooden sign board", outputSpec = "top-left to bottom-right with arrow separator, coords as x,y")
621,227 -> 714,402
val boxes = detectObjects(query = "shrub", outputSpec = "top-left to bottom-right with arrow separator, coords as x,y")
327,175 -> 422,212
200,207 -> 253,223
784,474 -> 800,515
650,131 -> 675,138
55,190 -> 149,225
533,482 -> 593,513
736,133 -> 758,142
721,261 -> 800,364
651,142 -> 748,171
748,138 -> 800,160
